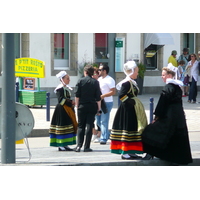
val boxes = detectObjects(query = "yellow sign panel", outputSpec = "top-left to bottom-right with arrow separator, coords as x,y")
15,58 -> 45,78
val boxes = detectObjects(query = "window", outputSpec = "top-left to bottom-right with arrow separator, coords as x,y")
183,33 -> 194,54
95,33 -> 109,59
54,33 -> 69,70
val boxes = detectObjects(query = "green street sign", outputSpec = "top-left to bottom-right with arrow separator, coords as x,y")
115,41 -> 123,48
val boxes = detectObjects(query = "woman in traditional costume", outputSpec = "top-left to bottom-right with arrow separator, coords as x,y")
142,63 -> 193,165
49,71 -> 77,151
110,61 -> 147,160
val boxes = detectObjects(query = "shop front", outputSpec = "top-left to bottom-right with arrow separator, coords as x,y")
144,33 -> 174,70
15,57 -> 46,107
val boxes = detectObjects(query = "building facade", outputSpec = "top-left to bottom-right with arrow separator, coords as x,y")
0,33 -> 200,100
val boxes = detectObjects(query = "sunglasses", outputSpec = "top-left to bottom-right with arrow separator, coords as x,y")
98,69 -> 103,71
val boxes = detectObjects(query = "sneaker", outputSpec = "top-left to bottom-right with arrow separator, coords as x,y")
100,141 -> 106,145
91,135 -> 98,142
94,137 -> 100,143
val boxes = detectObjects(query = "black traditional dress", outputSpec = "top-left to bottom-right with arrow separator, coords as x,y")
110,80 -> 147,155
142,83 -> 193,165
49,86 -> 77,147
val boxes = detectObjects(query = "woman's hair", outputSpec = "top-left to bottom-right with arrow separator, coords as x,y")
162,67 -> 176,77
190,53 -> 197,60
93,67 -> 99,75
84,65 -> 94,76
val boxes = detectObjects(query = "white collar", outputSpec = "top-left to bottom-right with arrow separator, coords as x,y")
54,84 -> 73,93
166,78 -> 183,86
116,76 -> 137,90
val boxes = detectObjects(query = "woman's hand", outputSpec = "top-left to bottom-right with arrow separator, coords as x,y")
71,100 -> 75,106
96,110 -> 102,116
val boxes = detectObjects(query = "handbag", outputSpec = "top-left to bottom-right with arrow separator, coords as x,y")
183,75 -> 189,86
101,99 -> 108,114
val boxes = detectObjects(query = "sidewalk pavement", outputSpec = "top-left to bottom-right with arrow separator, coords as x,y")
1,94 -> 200,166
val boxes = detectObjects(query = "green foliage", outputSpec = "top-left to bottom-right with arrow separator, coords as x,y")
137,62 -> 146,79
92,63 -> 99,68
78,62 -> 99,75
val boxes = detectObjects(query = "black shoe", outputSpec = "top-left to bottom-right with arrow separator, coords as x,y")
58,147 -> 66,151
64,146 -> 73,151
128,154 -> 142,159
121,155 -> 138,160
84,148 -> 93,152
100,141 -> 106,145
74,146 -> 81,152
142,154 -> 154,160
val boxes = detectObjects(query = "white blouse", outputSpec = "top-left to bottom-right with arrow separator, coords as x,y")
186,60 -> 199,82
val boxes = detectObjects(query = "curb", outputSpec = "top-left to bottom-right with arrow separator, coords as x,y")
29,129 -> 49,137
1,159 -> 199,166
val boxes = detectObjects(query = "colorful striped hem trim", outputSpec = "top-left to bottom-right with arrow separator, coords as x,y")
50,141 -> 76,147
111,149 -> 143,155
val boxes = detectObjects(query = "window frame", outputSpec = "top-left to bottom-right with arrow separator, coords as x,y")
54,33 -> 70,70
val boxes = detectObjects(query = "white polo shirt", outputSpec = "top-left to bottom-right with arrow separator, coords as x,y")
98,75 -> 115,102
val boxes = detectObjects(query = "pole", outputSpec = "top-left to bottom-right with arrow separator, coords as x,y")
46,92 -> 50,121
1,33 -> 16,164
37,78 -> 40,91
15,82 -> 19,102
149,97 -> 154,124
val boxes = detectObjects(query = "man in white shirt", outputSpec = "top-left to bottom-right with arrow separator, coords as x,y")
97,64 -> 116,144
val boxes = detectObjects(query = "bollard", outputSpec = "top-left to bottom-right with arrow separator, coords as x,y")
117,91 -> 121,107
15,82 -> 19,102
46,92 -> 50,121
149,97 -> 154,123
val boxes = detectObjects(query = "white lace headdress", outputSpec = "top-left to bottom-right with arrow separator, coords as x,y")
116,61 -> 138,90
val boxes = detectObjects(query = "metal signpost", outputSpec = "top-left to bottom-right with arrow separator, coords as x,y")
1,33 -> 16,164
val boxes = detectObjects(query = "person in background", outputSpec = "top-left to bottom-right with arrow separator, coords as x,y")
91,67 -> 102,143
177,60 -> 186,97
110,61 -> 147,160
168,50 -> 178,67
49,71 -> 77,151
197,51 -> 200,75
178,48 -> 191,96
142,63 -> 193,165
186,53 -> 199,103
96,64 -> 116,145
178,48 -> 190,68
74,65 -> 101,152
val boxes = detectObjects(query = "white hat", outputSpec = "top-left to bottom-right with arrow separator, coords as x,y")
56,71 -> 67,79
167,63 -> 177,73
123,61 -> 137,76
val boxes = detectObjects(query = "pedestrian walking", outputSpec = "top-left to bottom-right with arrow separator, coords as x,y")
186,53 -> 199,103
